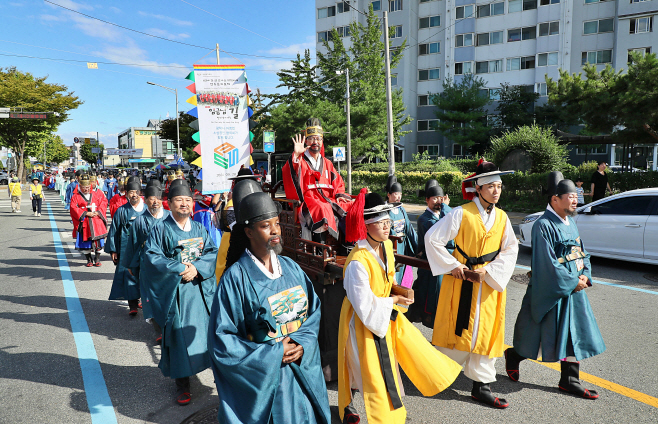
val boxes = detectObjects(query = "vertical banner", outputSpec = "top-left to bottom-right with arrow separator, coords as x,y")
193,64 -> 249,194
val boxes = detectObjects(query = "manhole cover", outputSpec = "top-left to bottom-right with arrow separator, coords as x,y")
180,406 -> 218,424
644,274 -> 658,283
511,273 -> 530,285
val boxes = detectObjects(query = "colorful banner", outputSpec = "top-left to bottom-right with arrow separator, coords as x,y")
106,149 -> 143,156
193,64 -> 250,194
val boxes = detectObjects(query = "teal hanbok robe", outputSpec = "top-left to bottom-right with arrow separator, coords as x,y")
142,215 -> 218,379
106,202 -> 146,301
209,252 -> 331,424
122,208 -> 171,320
512,209 -> 606,362
409,205 -> 453,327
388,205 -> 418,284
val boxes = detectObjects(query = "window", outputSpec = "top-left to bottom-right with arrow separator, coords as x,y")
419,15 -> 441,29
585,0 -> 612,3
456,5 -> 474,19
476,60 -> 503,73
371,1 -> 381,11
389,0 -> 402,12
508,26 -> 536,41
582,50 -> 613,65
630,17 -> 653,34
337,1 -> 350,13
417,120 -> 439,131
456,33 -> 474,47
537,52 -> 558,66
418,68 -> 440,80
455,61 -> 473,74
390,74 -> 398,86
477,2 -> 505,17
507,56 -> 536,70
584,18 -> 614,35
318,6 -> 336,18
628,47 -> 651,62
317,31 -> 330,42
335,26 -> 351,37
418,94 -> 430,106
576,145 -> 608,155
389,25 -> 403,38
452,144 -> 464,157
540,0 -> 559,4
476,31 -> 503,45
536,82 -> 548,96
631,0 -> 651,2
418,145 -> 439,157
591,196 -> 655,216
419,42 -> 440,55
480,88 -> 502,99
539,21 -> 560,36
523,0 -> 538,9
509,0 -> 522,12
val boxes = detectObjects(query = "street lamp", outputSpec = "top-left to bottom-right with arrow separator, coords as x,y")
147,82 -> 180,161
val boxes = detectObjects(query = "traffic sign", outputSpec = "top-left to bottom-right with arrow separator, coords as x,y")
333,147 -> 345,162
0,107 -> 9,119
74,137 -> 80,143
263,131 -> 275,153
91,148 -> 101,154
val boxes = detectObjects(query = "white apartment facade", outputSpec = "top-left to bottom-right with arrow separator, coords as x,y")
316,0 -> 658,165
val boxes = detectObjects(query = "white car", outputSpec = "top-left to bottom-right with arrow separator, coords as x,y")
518,188 -> 658,265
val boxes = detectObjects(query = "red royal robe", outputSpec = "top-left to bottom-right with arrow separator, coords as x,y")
70,189 -> 108,240
282,152 -> 353,239
109,193 -> 128,218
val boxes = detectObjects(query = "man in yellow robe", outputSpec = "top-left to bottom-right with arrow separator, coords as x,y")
338,190 -> 461,424
425,160 -> 519,409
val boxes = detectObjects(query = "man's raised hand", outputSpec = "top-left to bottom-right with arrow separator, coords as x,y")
292,134 -> 308,159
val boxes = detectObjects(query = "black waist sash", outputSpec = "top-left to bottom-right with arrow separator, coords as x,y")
453,245 -> 500,337
372,309 -> 403,410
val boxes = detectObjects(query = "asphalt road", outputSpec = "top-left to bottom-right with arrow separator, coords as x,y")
1,189 -> 657,424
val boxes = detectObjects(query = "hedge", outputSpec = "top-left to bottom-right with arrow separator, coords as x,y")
342,170 -> 466,198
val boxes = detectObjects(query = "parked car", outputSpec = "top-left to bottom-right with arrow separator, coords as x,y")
0,171 -> 8,185
518,188 -> 658,265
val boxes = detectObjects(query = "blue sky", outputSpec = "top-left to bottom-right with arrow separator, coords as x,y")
0,0 -> 315,147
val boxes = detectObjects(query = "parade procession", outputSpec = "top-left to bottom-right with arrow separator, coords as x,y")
2,1 -> 658,424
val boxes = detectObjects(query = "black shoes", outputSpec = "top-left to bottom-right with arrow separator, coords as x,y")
175,377 -> 191,405
471,381 -> 509,408
558,361 -> 599,399
505,347 -> 526,382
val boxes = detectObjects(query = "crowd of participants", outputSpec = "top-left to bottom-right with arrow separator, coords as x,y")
12,118 -> 605,423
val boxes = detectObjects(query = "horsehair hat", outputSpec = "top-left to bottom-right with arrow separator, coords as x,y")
461,158 -> 514,201
144,184 -> 163,198
232,179 -> 262,222
544,171 -> 577,196
146,179 -> 162,189
168,181 -> 193,200
125,177 -> 142,192
237,192 -> 281,225
345,189 -> 399,243
426,184 -> 444,198
228,167 -> 262,181
168,178 -> 189,190
385,175 -> 402,194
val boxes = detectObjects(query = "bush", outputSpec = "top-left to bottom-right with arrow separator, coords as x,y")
354,159 -> 460,173
342,170 -> 466,198
488,125 -> 569,173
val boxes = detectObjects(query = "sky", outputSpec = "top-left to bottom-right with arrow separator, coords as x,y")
0,0 -> 316,147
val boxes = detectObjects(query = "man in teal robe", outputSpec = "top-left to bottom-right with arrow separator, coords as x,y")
506,171 -> 605,400
385,176 -> 418,285
106,178 -> 146,315
142,182 -> 218,405
408,183 -> 453,328
209,192 -> 331,424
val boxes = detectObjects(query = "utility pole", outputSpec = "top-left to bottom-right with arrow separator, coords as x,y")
383,11 -> 395,176
216,44 -> 221,65
345,67 -> 352,194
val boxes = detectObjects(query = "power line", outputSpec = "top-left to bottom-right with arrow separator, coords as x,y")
43,0 -> 299,60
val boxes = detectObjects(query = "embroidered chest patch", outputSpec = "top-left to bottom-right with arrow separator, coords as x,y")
266,285 -> 309,342
178,237 -> 204,262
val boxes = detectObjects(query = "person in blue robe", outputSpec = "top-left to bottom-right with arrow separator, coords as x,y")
123,181 -> 170,326
209,192 -> 331,424
102,174 -> 118,204
141,183 -> 218,406
106,178 -> 147,315
65,170 -> 81,211
506,171 -> 605,400
385,176 -> 418,286
407,182 -> 453,328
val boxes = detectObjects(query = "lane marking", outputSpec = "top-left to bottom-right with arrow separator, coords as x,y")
514,264 -> 658,296
46,203 -> 117,424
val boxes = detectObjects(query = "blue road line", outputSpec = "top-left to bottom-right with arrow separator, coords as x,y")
46,204 -> 118,424
514,264 -> 658,296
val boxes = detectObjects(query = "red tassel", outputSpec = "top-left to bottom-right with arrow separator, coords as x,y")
462,158 -> 485,201
345,188 -> 368,243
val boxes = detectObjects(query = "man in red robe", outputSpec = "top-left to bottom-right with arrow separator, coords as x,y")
282,118 -> 353,241
109,177 -> 128,219
70,174 -> 108,266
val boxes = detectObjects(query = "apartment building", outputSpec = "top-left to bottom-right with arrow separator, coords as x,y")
316,0 -> 658,167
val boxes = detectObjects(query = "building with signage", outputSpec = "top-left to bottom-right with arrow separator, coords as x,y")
117,119 -> 176,168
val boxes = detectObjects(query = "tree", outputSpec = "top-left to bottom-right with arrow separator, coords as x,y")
80,142 -> 104,166
25,133 -> 69,165
494,83 -> 539,131
430,73 -> 491,151
0,67 -> 82,181
157,112 -> 198,163
545,52 -> 658,143
488,125 -> 569,173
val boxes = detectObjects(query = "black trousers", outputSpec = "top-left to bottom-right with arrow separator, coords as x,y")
32,197 -> 42,214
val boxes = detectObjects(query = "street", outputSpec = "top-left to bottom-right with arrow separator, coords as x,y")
1,190 -> 657,424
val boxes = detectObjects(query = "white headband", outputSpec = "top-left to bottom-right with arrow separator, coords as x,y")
365,212 -> 389,224
476,175 -> 502,186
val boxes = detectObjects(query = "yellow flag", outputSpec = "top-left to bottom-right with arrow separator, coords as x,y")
87,62 -> 98,69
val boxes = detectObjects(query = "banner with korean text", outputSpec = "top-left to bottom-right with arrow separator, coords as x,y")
192,64 -> 249,194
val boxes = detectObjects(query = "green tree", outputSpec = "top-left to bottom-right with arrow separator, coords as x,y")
80,142 -> 104,167
265,50 -> 324,107
494,83 -> 539,131
25,133 -> 69,165
157,112 -> 198,163
430,73 -> 491,151
545,53 -> 658,143
488,125 -> 569,173
0,67 -> 82,181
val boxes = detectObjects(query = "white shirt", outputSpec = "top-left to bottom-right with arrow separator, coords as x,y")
303,150 -> 322,171
147,207 -> 164,219
245,249 -> 282,279
173,217 -> 192,232
426,206 -> 441,218
546,204 -> 569,226
130,198 -> 145,213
